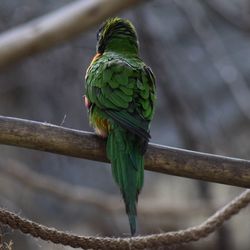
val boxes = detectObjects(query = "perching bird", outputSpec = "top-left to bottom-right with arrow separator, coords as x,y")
84,17 -> 156,235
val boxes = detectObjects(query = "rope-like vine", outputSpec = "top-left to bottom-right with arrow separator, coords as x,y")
0,189 -> 249,249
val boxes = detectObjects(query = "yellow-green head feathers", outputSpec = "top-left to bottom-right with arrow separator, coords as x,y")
96,17 -> 139,54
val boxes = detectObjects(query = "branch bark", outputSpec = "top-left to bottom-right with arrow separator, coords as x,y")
0,0 -> 142,69
0,115 -> 250,188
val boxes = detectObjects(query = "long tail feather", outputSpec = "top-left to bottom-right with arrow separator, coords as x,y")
107,124 -> 144,236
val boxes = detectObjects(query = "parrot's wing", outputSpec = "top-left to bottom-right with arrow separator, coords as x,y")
105,109 -> 150,140
86,57 -> 156,141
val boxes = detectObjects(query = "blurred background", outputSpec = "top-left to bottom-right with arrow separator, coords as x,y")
0,0 -> 250,249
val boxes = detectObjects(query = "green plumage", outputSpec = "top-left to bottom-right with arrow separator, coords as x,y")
85,17 -> 156,235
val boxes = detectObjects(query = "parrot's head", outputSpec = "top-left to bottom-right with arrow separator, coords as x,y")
96,17 -> 139,55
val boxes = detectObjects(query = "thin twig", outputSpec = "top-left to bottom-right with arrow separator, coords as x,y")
0,115 -> 250,187
175,0 -> 250,121
204,0 -> 250,31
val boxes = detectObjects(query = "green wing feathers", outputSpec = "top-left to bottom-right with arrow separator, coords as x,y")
107,124 -> 144,235
86,56 -> 156,123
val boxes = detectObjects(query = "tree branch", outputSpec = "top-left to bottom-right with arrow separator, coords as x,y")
0,0 -> 142,69
0,159 -> 211,217
0,159 -> 122,213
0,115 -> 250,188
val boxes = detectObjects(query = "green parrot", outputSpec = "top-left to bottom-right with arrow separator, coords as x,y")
84,17 -> 156,235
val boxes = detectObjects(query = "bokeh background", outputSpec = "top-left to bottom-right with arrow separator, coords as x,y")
0,0 -> 250,249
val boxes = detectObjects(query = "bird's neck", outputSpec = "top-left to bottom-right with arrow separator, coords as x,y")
104,37 -> 138,55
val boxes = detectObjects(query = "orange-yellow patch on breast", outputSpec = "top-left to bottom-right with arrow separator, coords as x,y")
92,116 -> 110,138
85,53 -> 102,79
91,53 -> 102,64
